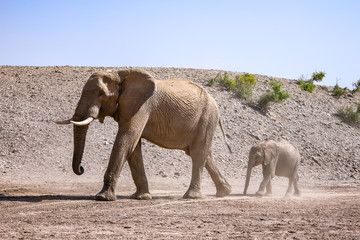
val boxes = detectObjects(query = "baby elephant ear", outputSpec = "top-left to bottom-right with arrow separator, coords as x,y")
263,141 -> 278,165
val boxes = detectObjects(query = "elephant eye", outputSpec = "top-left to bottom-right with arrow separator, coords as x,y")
98,90 -> 105,97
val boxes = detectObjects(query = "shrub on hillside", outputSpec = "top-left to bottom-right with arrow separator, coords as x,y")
234,73 -> 256,101
337,103 -> 360,127
296,71 -> 326,93
208,72 -> 256,101
258,80 -> 291,110
221,73 -> 237,91
333,83 -> 347,98
208,72 -> 236,91
311,71 -> 326,82
208,75 -> 218,87
297,78 -> 315,93
352,79 -> 360,93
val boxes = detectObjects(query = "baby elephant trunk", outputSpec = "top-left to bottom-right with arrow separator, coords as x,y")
243,165 -> 253,195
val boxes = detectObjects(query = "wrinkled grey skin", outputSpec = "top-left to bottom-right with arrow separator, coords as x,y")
56,69 -> 231,201
243,139 -> 301,197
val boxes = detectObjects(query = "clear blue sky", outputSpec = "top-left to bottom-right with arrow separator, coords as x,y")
1,0 -> 359,88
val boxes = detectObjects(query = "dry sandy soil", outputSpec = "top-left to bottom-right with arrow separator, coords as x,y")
0,179 -> 359,239
1,66 -> 359,239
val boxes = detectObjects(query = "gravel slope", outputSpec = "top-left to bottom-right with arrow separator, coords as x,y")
1,66 -> 359,186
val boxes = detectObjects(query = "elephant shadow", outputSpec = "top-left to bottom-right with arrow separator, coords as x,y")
151,195 -> 181,200
198,193 -> 258,198
0,193 -> 180,202
0,193 -> 264,202
0,193 -> 94,203
231,193 -> 258,198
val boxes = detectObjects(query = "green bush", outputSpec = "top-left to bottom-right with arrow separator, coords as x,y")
208,76 -> 218,87
234,73 -> 256,100
337,103 -> 360,127
333,84 -> 347,98
311,71 -> 326,82
209,72 -> 237,91
296,71 -> 326,93
221,73 -> 237,91
352,79 -> 360,93
297,79 -> 315,93
258,80 -> 291,109
208,72 -> 256,101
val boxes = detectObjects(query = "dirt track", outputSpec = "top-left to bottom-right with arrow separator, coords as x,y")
1,179 -> 359,239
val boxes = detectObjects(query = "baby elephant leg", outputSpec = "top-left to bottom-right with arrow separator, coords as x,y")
256,167 -> 272,196
285,177 -> 294,197
293,174 -> 301,196
265,180 -> 272,196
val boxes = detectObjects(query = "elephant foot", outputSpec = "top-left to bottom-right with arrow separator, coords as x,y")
284,194 -> 292,199
265,192 -> 272,197
255,190 -> 265,197
130,191 -> 152,200
183,189 -> 202,199
216,184 -> 232,197
95,189 -> 116,201
294,191 -> 301,197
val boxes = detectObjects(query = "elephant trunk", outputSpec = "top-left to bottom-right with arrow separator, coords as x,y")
72,125 -> 88,175
243,163 -> 253,195
71,97 -> 99,175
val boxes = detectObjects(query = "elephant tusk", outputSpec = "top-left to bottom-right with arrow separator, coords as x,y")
53,118 -> 72,125
70,117 -> 94,126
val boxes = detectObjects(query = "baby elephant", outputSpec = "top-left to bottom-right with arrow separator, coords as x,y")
243,139 -> 301,197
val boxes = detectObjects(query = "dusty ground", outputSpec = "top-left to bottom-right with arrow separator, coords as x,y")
1,179 -> 359,239
1,66 -> 359,239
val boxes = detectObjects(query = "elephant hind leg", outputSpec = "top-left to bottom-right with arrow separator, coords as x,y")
183,154 -> 205,199
205,152 -> 231,197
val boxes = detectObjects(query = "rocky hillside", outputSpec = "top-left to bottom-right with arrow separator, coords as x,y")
0,66 -> 359,185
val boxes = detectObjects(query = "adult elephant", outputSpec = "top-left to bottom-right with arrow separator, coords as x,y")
55,69 -> 231,201
243,139 -> 301,197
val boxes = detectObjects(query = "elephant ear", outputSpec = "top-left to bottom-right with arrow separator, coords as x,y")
117,69 -> 156,121
263,141 -> 278,166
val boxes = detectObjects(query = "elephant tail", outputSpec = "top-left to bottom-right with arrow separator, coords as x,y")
219,118 -> 232,153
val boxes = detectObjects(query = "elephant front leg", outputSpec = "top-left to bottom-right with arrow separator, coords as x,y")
265,181 -> 273,196
128,141 -> 152,200
285,177 -> 294,198
96,127 -> 142,201
256,179 -> 270,196
96,181 -> 117,201
95,140 -> 126,201
256,166 -> 272,197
